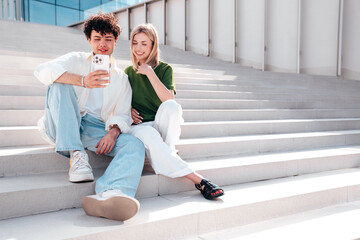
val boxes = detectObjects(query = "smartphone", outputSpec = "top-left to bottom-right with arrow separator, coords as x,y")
92,54 -> 110,85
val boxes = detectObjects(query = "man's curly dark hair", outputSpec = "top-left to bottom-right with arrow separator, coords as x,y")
83,12 -> 121,40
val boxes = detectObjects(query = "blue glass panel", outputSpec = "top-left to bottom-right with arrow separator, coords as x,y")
38,0 -> 55,4
29,0 -> 55,25
57,0 -> 80,9
24,0 -> 30,21
80,0 -> 100,11
80,10 -> 84,21
56,5 -> 80,26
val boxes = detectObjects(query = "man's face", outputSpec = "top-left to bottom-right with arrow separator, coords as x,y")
88,30 -> 117,56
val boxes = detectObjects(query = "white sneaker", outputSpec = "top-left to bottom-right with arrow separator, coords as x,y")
82,189 -> 140,221
69,150 -> 94,183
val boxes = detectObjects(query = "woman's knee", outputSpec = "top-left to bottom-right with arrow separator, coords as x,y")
159,100 -> 183,116
132,126 -> 162,145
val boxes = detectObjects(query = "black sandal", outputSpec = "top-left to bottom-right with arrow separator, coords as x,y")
195,179 -> 224,200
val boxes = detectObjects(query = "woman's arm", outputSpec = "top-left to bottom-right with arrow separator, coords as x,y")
136,63 -> 174,102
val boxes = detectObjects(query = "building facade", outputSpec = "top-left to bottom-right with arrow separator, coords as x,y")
0,0 -> 146,26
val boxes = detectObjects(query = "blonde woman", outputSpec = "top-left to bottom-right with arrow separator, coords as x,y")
126,23 -> 224,200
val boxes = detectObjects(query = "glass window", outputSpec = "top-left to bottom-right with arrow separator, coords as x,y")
29,0 -> 55,25
80,0 -> 100,11
56,5 -> 80,26
57,0 -> 80,9
39,0 -> 55,4
24,0 -> 30,21
84,6 -> 101,20
80,10 -> 84,21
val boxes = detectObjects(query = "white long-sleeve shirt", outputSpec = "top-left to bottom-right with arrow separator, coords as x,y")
34,52 -> 133,133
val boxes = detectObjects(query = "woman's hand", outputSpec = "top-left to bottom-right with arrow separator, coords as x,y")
136,63 -> 153,76
131,108 -> 143,124
95,127 -> 120,155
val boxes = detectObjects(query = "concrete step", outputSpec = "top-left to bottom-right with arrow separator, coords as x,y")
2,141 -> 360,182
0,110 -> 44,126
1,118 -> 360,151
174,70 -> 360,92
178,130 -> 360,159
0,126 -> 49,146
0,67 -> 358,98
0,168 -> 359,239
177,98 -> 360,109
0,74 -> 40,86
0,54 -> 49,70
2,95 -> 360,111
183,109 -> 360,121
0,145 -> 110,177
194,201 -> 360,240
181,118 -> 360,138
0,169 -> 159,220
0,96 -> 44,110
3,109 -> 360,127
0,74 -> 354,98
175,75 -> 360,93
2,118 -> 360,147
176,89 -> 360,101
175,82 -> 359,97
4,85 -> 358,103
0,84 -> 46,96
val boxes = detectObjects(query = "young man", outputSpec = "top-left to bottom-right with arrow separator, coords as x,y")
34,13 -> 145,221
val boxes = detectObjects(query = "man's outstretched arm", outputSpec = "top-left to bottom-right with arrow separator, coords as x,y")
55,71 -> 109,88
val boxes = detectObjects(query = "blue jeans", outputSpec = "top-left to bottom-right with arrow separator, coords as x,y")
44,83 -> 145,197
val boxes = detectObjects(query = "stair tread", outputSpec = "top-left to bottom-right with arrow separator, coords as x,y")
195,200 -> 360,240
182,118 -> 360,125
189,145 -> 360,170
0,168 -> 359,240
179,129 -> 360,144
1,143 -> 360,159
3,117 -> 360,128
0,145 -> 53,156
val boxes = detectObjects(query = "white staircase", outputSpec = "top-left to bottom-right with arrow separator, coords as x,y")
1,19 -> 360,240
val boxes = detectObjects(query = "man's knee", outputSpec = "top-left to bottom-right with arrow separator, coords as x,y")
48,82 -> 76,97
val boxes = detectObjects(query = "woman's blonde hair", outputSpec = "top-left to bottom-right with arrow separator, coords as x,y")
130,23 -> 160,70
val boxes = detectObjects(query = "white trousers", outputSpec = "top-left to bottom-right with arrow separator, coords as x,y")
129,100 -> 194,178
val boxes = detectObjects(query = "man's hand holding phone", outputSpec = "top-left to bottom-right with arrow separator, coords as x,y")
83,70 -> 110,88
83,54 -> 110,88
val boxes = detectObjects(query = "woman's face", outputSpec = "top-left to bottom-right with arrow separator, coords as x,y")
132,32 -> 153,64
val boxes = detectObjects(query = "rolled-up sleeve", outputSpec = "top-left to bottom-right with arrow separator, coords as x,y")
105,74 -> 133,133
34,52 -> 81,86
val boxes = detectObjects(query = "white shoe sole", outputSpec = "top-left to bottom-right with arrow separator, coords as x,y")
69,173 -> 94,183
82,195 -> 140,221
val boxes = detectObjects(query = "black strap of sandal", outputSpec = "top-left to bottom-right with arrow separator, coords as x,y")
195,179 -> 224,200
